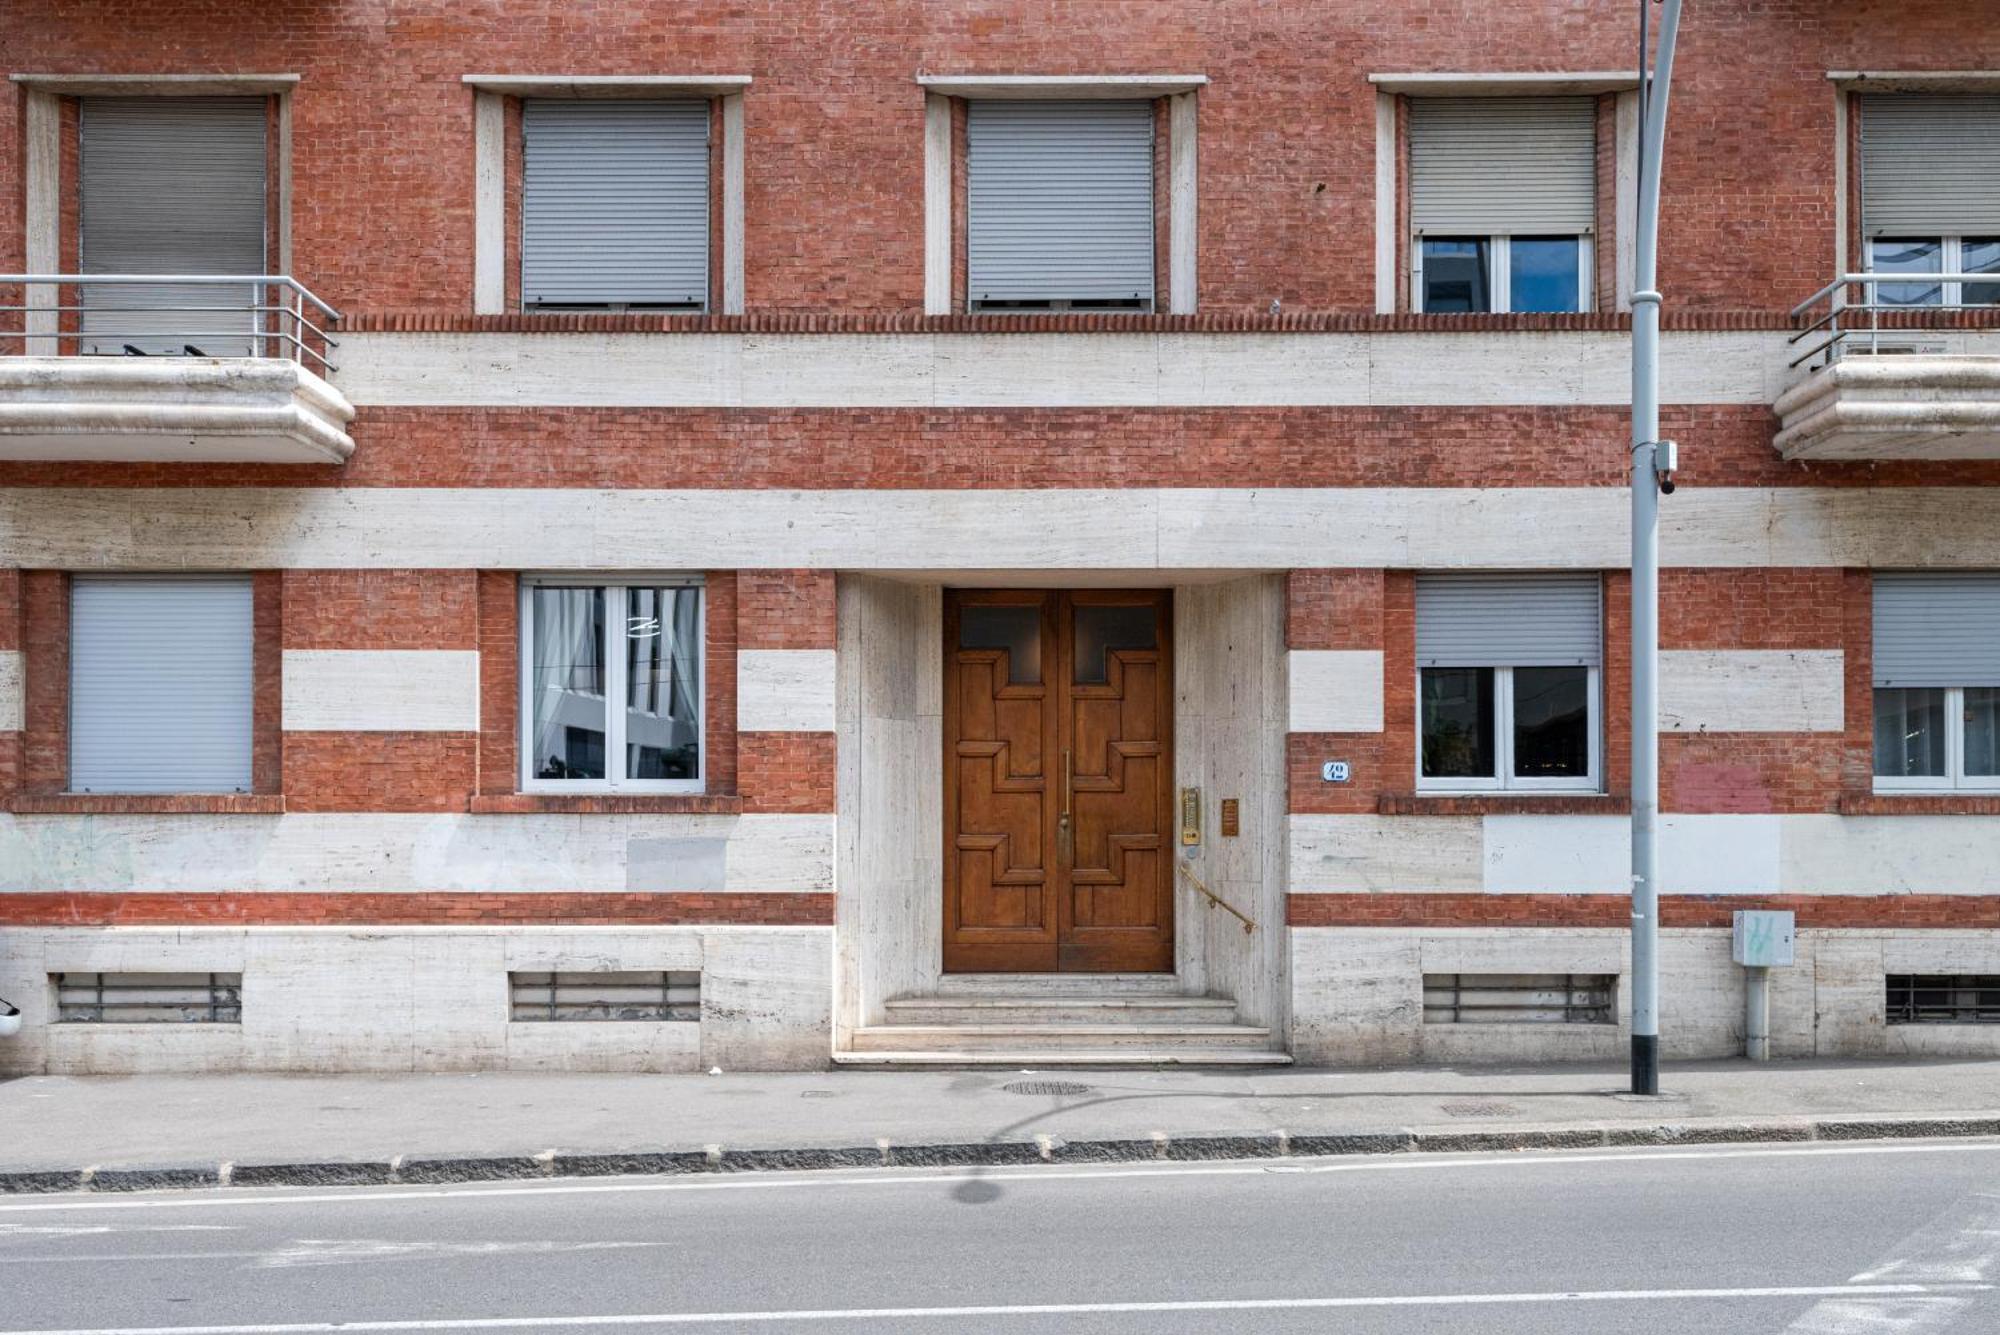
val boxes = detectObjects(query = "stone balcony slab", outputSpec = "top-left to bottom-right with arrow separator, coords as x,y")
0,357 -> 354,464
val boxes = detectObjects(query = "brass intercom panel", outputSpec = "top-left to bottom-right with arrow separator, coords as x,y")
1180,787 -> 1201,846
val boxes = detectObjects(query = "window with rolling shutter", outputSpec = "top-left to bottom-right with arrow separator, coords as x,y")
1409,97 -> 1597,235
1872,573 -> 2000,792
1415,574 -> 1602,792
966,99 -> 1155,310
521,100 -> 711,310
1416,574 -> 1603,668
79,97 -> 268,356
1858,96 -> 2000,310
1409,96 -> 1596,314
69,576 -> 255,795
1873,573 -> 2000,689
1860,96 -> 2000,239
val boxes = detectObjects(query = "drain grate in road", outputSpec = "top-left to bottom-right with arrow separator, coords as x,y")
1004,1080 -> 1093,1096
1440,1100 -> 1520,1118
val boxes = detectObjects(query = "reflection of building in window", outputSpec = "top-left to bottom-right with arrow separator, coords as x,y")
523,579 -> 704,792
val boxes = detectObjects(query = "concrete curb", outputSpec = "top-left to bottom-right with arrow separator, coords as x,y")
3,1114 -> 1994,1197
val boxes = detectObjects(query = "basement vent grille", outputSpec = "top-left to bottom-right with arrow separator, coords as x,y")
1003,1080 -> 1094,1097
1422,973 -> 1615,1025
55,972 -> 242,1024
509,971 -> 700,1023
1886,975 -> 2000,1025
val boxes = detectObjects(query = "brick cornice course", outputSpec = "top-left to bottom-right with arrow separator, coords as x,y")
1287,892 -> 2000,929
342,310 -> 1808,335
10,794 -> 286,815
0,892 -> 834,927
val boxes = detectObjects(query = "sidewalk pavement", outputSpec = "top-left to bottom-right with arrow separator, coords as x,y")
5,1058 -> 1999,1193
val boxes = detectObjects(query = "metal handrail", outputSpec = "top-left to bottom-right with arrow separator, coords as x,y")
1789,271 -> 2000,369
1175,858 -> 1255,935
0,274 -> 341,373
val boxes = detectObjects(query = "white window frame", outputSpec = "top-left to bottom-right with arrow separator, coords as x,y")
1413,233 -> 1595,314
1416,664 -> 1602,794
1865,235 -> 2000,306
1873,685 -> 2000,794
518,575 -> 706,795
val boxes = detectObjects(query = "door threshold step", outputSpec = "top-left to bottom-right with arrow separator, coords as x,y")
833,1049 -> 1294,1068
933,974 -> 1187,996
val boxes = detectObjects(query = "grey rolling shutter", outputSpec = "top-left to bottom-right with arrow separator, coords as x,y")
79,97 -> 267,356
1409,97 -> 1596,234
1873,573 -> 2000,688
522,100 -> 711,309
967,99 -> 1155,306
1860,95 -> 2000,237
1417,574 -> 1603,668
70,576 -> 255,794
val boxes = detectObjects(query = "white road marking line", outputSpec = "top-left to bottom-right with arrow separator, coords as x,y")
1784,1192 -> 2000,1334
0,1241 -> 669,1268
2,1138 -> 1997,1216
0,1284 -> 1990,1333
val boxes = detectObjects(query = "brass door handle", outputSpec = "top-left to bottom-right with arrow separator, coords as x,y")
1057,748 -> 1073,863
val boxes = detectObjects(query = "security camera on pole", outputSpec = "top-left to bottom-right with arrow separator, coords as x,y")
1630,0 -> 1684,1097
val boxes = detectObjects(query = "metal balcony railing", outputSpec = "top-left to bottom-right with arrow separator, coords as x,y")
1790,271 -> 2000,370
0,274 -> 339,373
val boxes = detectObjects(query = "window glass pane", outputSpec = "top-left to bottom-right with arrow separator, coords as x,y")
1513,666 -> 1590,779
1963,238 -> 2000,306
1873,687 -> 1947,778
959,604 -> 1042,685
1509,236 -> 1583,314
1073,603 -> 1157,686
529,586 -> 607,781
1966,687 -> 2000,779
1868,237 -> 1943,306
1421,238 -> 1491,313
1421,667 -> 1495,779
625,586 -> 702,781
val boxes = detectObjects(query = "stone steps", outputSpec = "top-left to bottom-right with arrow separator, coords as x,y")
846,980 -> 1288,1067
882,993 -> 1241,1027
832,1047 -> 1293,1068
851,1022 -> 1275,1053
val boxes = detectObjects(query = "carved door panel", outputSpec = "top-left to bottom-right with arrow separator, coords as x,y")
944,590 -> 1172,973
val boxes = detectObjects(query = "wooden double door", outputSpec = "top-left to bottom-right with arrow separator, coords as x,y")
943,589 -> 1175,973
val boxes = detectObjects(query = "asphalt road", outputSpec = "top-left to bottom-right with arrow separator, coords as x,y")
2,1139 -> 1998,1334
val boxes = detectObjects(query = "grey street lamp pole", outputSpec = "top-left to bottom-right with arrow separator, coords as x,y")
1630,0 -> 1684,1097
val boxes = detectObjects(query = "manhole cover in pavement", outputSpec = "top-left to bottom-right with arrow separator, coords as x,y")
1441,1100 -> 1520,1118
1004,1080 -> 1093,1096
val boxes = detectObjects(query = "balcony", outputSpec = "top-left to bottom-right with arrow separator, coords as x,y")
1776,273 -> 2000,461
0,275 -> 353,464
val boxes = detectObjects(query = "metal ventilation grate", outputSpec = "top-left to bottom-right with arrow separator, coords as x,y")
1886,975 -> 2000,1025
1003,1080 -> 1094,1097
1423,973 -> 1615,1025
55,972 -> 241,1024
509,971 -> 700,1022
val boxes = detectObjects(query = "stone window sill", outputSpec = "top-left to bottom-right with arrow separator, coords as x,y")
1378,793 -> 1630,816
10,794 -> 286,815
468,794 -> 745,815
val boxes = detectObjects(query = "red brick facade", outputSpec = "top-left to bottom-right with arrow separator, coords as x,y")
3,3 -> 1998,1069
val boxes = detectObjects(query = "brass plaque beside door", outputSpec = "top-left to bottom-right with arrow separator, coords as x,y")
942,590 -> 1175,973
